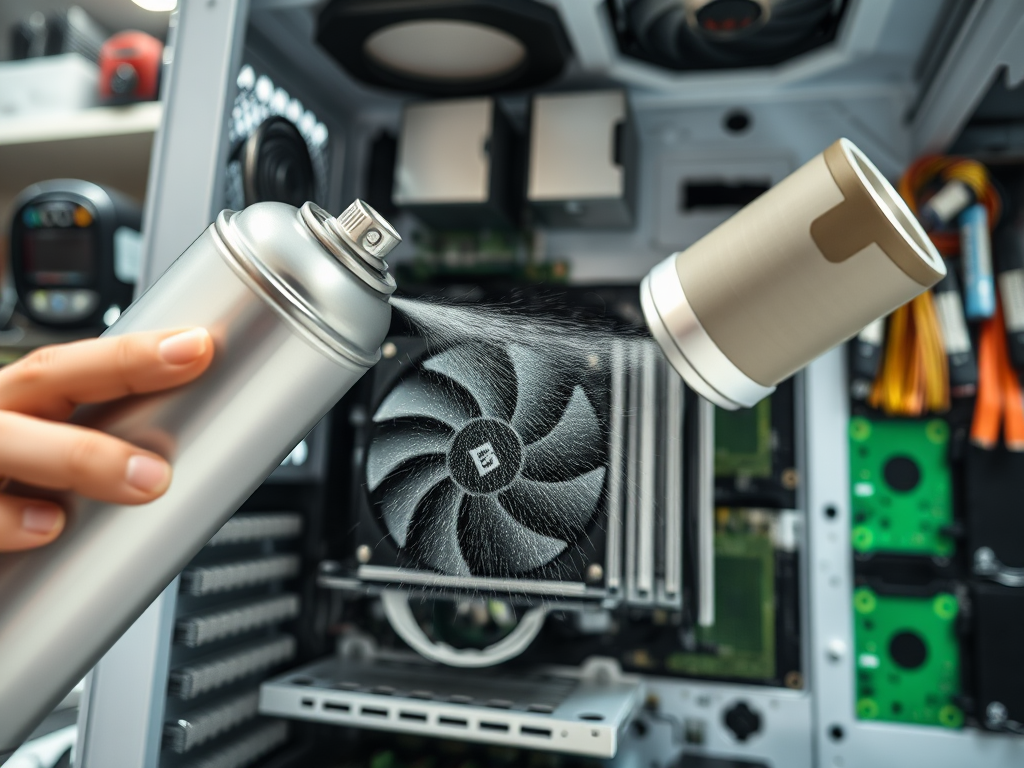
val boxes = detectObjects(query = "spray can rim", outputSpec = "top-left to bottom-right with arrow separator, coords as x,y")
300,201 -> 398,296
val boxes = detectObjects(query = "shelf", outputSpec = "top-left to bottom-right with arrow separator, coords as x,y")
0,103 -> 162,217
0,102 -> 161,147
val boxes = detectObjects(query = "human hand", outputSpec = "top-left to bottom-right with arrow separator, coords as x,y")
0,328 -> 213,552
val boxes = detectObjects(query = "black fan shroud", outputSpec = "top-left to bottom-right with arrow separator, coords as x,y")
614,0 -> 845,71
363,340 -> 611,580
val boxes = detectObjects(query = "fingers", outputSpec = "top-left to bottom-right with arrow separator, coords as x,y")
0,328 -> 213,420
0,494 -> 65,552
0,411 -> 171,505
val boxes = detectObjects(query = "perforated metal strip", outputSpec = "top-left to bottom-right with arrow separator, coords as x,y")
170,635 -> 296,700
205,513 -> 303,546
176,594 -> 300,648
180,555 -> 300,596
164,689 -> 260,754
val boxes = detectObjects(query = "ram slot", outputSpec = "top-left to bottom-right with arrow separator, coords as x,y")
624,343 -> 641,604
604,340 -> 627,597
658,356 -> 685,609
637,343 -> 658,601
697,397 -> 716,627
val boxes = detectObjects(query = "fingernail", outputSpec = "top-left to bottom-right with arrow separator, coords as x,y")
126,455 -> 171,494
22,506 -> 63,534
158,329 -> 210,365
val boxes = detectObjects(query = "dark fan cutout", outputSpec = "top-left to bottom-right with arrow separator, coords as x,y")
366,344 -> 606,577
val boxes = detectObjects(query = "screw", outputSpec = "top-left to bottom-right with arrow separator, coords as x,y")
826,639 -> 846,662
975,547 -> 996,573
987,701 -> 1008,726
381,342 -> 397,359
781,468 -> 799,490
363,228 -> 382,248
356,544 -> 372,564
585,563 -> 604,583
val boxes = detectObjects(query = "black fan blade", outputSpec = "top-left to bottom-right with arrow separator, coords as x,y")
373,375 -> 474,429
508,344 -> 563,445
500,467 -> 606,540
423,347 -> 513,421
412,479 -> 470,576
461,495 -> 566,576
379,458 -> 450,547
522,386 -> 603,481
366,424 -> 453,491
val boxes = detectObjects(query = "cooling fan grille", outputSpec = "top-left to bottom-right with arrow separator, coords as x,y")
365,343 -> 608,579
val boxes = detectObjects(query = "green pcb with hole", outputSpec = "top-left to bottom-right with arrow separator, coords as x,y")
853,588 -> 962,728
848,417 -> 954,556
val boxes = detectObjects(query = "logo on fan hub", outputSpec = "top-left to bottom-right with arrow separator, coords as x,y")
468,442 -> 500,477
449,419 -> 522,494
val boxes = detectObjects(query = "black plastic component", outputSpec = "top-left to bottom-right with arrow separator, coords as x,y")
678,756 -> 769,768
889,630 -> 928,670
682,180 -> 769,210
614,0 -> 843,71
883,455 -> 921,493
240,117 -> 315,208
965,445 -> 1024,570
972,582 -> 1024,730
722,701 -> 762,742
995,226 -> 1024,375
316,0 -> 571,96
364,131 -> 398,219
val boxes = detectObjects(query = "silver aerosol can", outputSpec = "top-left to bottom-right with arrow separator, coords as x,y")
0,199 -> 400,756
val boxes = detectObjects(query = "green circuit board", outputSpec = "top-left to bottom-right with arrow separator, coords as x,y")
853,588 -> 962,729
665,508 -> 776,680
848,417 -> 954,556
715,398 -> 773,479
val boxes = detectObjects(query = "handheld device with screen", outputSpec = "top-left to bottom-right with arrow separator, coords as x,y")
9,179 -> 142,328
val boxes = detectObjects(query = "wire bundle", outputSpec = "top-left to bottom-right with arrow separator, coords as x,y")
866,156 -> 1002,418
899,156 -> 1002,254
868,293 -> 949,416
972,302 -> 1024,450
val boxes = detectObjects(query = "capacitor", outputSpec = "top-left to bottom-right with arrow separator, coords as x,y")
995,226 -> 1024,374
932,259 -> 977,396
849,316 -> 885,400
920,178 -> 976,230
961,203 -> 995,320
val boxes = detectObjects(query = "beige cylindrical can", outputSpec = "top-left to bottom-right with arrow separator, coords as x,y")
641,137 -> 945,409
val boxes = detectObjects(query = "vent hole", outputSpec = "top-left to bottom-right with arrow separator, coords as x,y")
323,701 -> 350,712
480,721 -> 510,732
399,711 -> 428,722
439,717 -> 468,727
360,707 -> 388,718
521,726 -> 552,738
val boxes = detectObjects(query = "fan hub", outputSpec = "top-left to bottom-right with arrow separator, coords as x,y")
448,418 -> 522,494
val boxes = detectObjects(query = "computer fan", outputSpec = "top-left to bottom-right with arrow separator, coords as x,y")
365,343 -> 607,579
336,299 -> 686,609
615,0 -> 844,71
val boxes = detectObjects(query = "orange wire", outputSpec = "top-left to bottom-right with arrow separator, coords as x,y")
971,315 -> 1002,449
